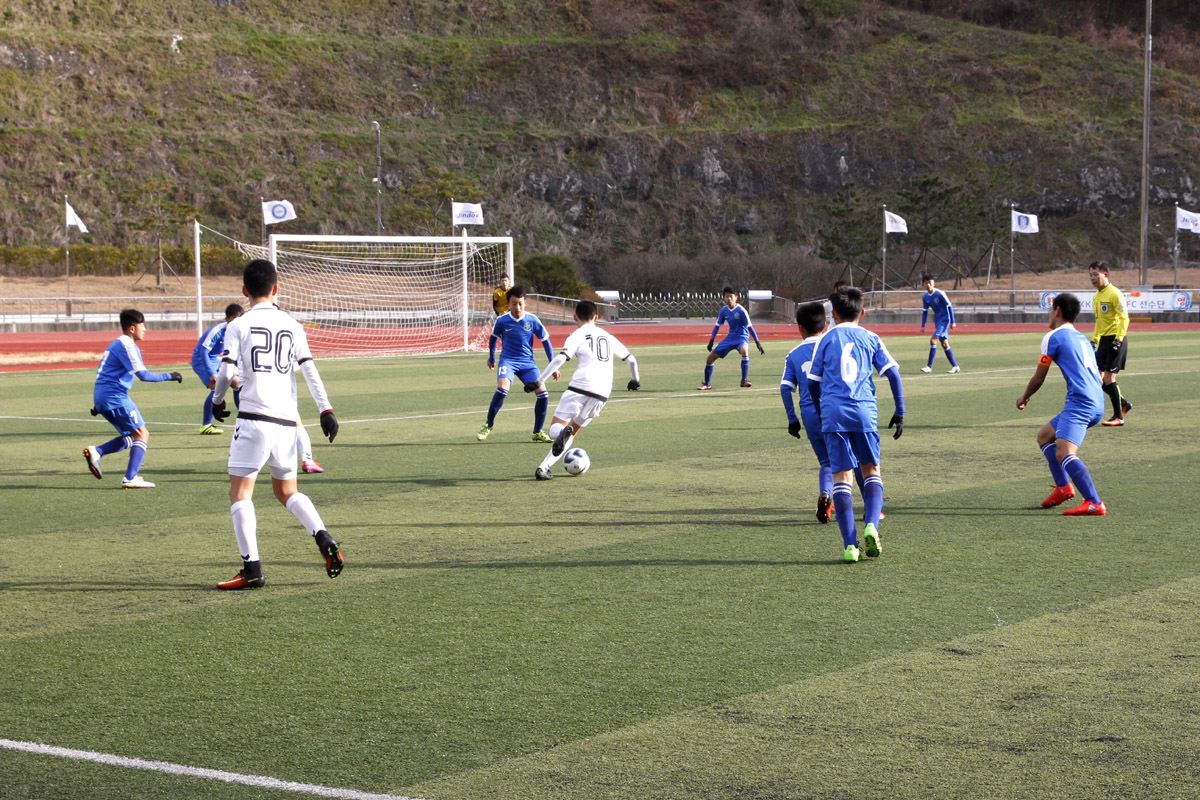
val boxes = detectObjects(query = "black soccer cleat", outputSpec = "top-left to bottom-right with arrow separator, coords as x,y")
551,425 -> 573,457
535,467 -> 553,481
314,530 -> 344,578
218,562 -> 265,590
816,494 -> 832,524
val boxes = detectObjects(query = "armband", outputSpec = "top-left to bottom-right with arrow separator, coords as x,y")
1037,354 -> 1053,367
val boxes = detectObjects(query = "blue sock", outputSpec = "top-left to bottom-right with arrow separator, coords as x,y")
853,466 -> 865,494
125,439 -> 147,480
97,435 -> 131,457
741,358 -> 750,382
703,364 -> 714,386
927,345 -> 937,368
818,465 -> 833,497
203,392 -> 215,425
832,482 -> 856,548
1061,455 -> 1100,504
862,475 -> 884,527
1041,442 -> 1069,486
534,391 -> 549,433
486,388 -> 508,427
945,347 -> 958,367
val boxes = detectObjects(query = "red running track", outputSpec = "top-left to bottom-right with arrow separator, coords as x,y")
3,321 -> 1198,372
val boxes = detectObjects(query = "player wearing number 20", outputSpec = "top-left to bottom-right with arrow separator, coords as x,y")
806,286 -> 904,563
210,259 -> 342,590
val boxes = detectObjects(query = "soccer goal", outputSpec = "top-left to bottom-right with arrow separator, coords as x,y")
218,233 -> 513,357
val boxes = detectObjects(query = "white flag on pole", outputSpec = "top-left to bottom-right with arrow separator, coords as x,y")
1011,209 -> 1039,234
262,200 -> 298,225
452,201 -> 484,226
1175,205 -> 1200,233
884,210 -> 908,234
65,200 -> 89,234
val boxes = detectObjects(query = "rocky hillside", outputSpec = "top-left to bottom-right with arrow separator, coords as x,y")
3,0 -> 1200,292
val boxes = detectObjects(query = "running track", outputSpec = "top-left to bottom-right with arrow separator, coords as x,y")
3,321 -> 1198,372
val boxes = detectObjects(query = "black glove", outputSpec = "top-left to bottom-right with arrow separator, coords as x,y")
169,371 -> 183,383
627,379 -> 640,391
888,413 -> 904,440
211,401 -> 230,421
320,409 -> 339,443
523,380 -> 540,393
706,340 -> 714,352
756,343 -> 765,355
89,407 -> 100,416
788,420 -> 801,438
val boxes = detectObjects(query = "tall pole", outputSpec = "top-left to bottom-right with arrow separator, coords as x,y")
1139,0 -> 1153,285
64,194 -> 71,306
372,120 -> 382,235
1173,202 -> 1180,289
1010,203 -> 1016,307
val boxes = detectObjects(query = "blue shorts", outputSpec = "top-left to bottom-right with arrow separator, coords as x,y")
713,337 -> 749,358
822,430 -> 881,473
192,361 -> 217,389
1050,402 -> 1104,447
98,398 -> 145,435
498,362 -> 541,386
932,323 -> 950,340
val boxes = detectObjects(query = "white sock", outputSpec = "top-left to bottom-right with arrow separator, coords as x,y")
285,492 -> 325,535
231,500 -> 259,562
295,424 -> 314,462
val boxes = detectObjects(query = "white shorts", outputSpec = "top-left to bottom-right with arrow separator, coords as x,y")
228,416 -> 299,480
554,390 -> 606,428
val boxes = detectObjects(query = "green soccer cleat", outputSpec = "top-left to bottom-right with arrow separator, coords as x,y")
199,424 -> 224,435
531,431 -> 552,443
476,424 -> 492,441
863,523 -> 881,558
844,544 -> 860,563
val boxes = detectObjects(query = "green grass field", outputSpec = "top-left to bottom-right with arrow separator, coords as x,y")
2,330 -> 1199,800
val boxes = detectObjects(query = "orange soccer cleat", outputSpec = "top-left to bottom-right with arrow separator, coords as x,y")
1063,500 -> 1107,516
1041,485 -> 1076,508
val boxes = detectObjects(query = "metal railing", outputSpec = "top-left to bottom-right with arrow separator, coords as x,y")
0,296 -> 244,326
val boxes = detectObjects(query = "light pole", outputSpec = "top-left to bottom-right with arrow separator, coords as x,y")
372,120 -> 382,235
1139,0 -> 1152,284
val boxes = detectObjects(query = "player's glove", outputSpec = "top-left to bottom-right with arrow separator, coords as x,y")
320,409 -> 339,443
788,420 -> 802,438
169,371 -> 183,383
756,343 -> 765,355
706,340 -> 714,352
888,413 -> 904,440
89,407 -> 100,416
523,380 -> 540,393
627,379 -> 640,391
211,400 -> 230,421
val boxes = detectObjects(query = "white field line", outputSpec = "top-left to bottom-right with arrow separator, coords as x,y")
0,738 -> 420,800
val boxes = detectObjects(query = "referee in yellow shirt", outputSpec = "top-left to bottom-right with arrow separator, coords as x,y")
492,274 -> 512,316
1088,261 -> 1133,426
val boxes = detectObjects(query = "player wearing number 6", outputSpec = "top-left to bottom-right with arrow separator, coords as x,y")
210,259 -> 342,589
531,300 -> 640,480
806,286 -> 904,563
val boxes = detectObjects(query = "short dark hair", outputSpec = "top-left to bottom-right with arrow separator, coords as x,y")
243,259 -> 278,298
722,286 -> 737,296
833,280 -> 848,290
119,309 -> 144,331
1088,260 -> 1109,274
796,301 -> 826,336
224,303 -> 244,319
1053,292 -> 1081,322
921,273 -> 934,283
828,285 -> 864,321
506,285 -> 525,301
574,300 -> 598,322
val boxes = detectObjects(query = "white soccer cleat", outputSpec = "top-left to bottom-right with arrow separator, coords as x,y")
948,365 -> 961,374
83,447 -> 103,480
920,366 -> 932,373
121,475 -> 156,489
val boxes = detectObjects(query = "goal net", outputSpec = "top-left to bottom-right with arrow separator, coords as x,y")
227,234 -> 512,357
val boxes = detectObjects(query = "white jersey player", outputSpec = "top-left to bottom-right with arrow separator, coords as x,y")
529,300 -> 640,480
210,259 -> 343,590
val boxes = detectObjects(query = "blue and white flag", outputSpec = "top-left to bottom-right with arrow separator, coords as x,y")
1011,209 -> 1039,234
452,201 -> 484,226
262,200 -> 297,225
1176,205 -> 1200,234
65,200 -> 89,234
884,210 -> 908,234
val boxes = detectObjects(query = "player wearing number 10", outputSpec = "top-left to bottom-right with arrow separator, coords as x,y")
806,287 -> 905,563
211,259 -> 342,589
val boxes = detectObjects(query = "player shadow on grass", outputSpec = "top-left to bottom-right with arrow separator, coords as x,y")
363,555 -> 840,570
1,579 -> 218,591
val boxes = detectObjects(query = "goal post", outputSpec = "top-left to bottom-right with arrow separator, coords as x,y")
220,233 -> 512,357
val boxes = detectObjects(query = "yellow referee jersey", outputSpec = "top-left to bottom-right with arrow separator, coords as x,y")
1092,283 -> 1129,341
492,287 -> 509,315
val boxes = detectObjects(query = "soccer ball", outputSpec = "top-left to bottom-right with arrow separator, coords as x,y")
563,447 -> 590,476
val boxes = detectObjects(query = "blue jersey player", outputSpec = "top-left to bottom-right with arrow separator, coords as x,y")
920,274 -> 960,373
781,301 -> 834,523
191,303 -> 243,434
83,309 -> 183,489
699,287 -> 764,390
477,285 -> 559,442
1016,292 -> 1107,516
807,287 -> 905,562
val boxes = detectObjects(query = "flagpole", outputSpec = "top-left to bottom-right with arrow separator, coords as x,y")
880,204 -> 888,306
450,196 -> 455,238
64,194 -> 72,315
260,196 -> 266,247
1173,203 -> 1180,289
1010,203 -> 1016,307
